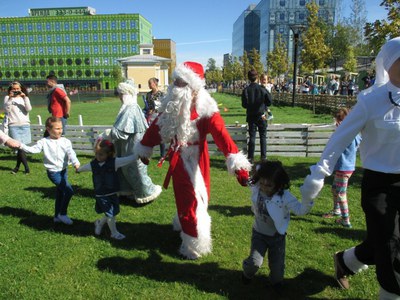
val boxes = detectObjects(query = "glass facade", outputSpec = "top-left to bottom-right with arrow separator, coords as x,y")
0,7 -> 153,88
232,0 -> 337,68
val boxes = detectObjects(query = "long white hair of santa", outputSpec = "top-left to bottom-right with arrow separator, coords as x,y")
157,84 -> 196,145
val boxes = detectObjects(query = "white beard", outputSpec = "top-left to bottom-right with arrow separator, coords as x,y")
157,85 -> 196,145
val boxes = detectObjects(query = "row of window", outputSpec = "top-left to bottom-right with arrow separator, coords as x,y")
0,20 -> 138,32
279,0 -> 325,6
2,32 -> 138,44
2,57 -> 119,67
1,45 -> 136,57
0,69 -> 111,79
273,9 -> 330,21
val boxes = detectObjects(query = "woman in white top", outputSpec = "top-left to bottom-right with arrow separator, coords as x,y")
4,81 -> 32,174
302,37 -> 400,299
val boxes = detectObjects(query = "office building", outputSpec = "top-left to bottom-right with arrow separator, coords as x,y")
0,7 -> 153,89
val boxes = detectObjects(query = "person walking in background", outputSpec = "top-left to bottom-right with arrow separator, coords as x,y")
20,117 -> 80,225
4,81 -> 32,174
145,77 -> 165,157
77,139 -> 139,240
46,75 -> 71,135
242,69 -> 272,162
102,79 -> 162,204
136,61 -> 251,260
259,74 -> 274,122
322,108 -> 361,228
242,160 -> 314,290
301,37 -> 400,298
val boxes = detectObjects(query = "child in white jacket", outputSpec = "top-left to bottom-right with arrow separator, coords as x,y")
242,160 -> 314,289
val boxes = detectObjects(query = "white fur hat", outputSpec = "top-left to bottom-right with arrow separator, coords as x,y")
117,79 -> 138,96
173,61 -> 205,92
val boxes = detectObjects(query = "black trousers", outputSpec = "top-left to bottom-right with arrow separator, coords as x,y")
247,118 -> 267,161
355,169 -> 400,294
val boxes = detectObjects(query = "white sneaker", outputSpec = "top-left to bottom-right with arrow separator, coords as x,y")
94,219 -> 104,235
57,214 -> 73,225
111,232 -> 126,240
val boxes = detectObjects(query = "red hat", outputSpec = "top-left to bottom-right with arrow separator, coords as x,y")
173,61 -> 205,91
183,61 -> 204,79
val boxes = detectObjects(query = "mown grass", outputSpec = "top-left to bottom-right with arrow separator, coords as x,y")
0,93 -> 377,299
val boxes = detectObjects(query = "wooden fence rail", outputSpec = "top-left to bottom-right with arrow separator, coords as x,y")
21,123 -> 334,157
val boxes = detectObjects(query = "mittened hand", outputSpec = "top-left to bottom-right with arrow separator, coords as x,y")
140,157 -> 149,165
235,169 -> 249,186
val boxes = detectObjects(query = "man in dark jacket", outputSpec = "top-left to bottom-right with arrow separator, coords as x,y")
241,70 -> 272,162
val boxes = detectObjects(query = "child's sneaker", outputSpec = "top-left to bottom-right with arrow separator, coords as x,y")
57,214 -> 73,225
322,210 -> 341,218
111,232 -> 126,240
335,218 -> 352,228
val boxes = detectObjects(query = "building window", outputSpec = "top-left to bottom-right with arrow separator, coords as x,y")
19,24 -> 24,31
102,21 -> 107,29
67,70 -> 73,77
74,22 -> 79,30
121,21 -> 126,29
29,36 -> 34,43
47,36 -> 52,43
10,24 -> 15,31
121,33 -> 126,41
66,58 -> 73,65
2,37 -> 6,44
130,21 -> 136,28
103,46 -> 109,54
75,58 -> 82,65
319,0 -> 325,5
280,13 -> 285,20
75,35 -> 80,42
1,24 -> 6,31
84,46 -> 90,54
75,46 -> 81,54
20,36 -> 25,43
131,33 -> 137,41
76,70 -> 82,77
84,58 -> 90,65
21,48 -> 26,55
38,36 -> 43,43
112,33 -> 117,41
66,46 -> 71,54
113,45 -> 118,52
93,34 -> 98,42
94,46 -> 99,54
39,47 -> 44,54
131,45 -> 137,52
11,36 -> 16,43
57,58 -> 63,65
55,22 -> 60,30
64,23 -> 70,30
30,47 -> 34,54
104,58 -> 109,65
83,22 -> 88,29
280,0 -> 285,6
48,47 -> 53,54
122,45 -> 127,53
299,12 -> 305,20
102,34 -> 107,41
84,34 -> 89,42
56,36 -> 61,43
46,23 -> 51,30
111,21 -> 116,29
57,47 -> 62,54
299,0 -> 306,6
92,22 -> 98,29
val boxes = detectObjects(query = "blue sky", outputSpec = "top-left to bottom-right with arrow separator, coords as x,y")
0,0 -> 388,67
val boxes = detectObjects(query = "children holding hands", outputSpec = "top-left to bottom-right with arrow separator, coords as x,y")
242,160 -> 314,289
19,116 -> 80,225
77,139 -> 138,240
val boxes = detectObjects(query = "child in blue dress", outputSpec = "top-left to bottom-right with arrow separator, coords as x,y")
242,160 -> 314,288
77,139 -> 137,240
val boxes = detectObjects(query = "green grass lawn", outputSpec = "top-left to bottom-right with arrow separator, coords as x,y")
0,93 -> 377,299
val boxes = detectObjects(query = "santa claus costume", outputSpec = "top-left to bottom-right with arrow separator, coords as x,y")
136,61 -> 251,259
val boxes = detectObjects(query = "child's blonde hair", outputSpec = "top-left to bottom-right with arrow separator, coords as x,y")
95,139 -> 115,158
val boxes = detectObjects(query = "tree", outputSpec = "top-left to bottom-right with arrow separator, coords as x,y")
249,48 -> 264,76
344,0 -> 367,47
111,66 -> 124,85
343,46 -> 357,72
365,0 -> 400,53
266,34 -> 288,81
206,58 -> 217,72
300,1 -> 332,78
231,57 -> 244,82
241,51 -> 251,81
205,68 -> 223,85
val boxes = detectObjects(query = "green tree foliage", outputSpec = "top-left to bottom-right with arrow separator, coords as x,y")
249,48 -> 264,76
300,1 -> 332,76
266,34 -> 288,80
232,57 -> 244,82
241,51 -> 251,81
111,66 -> 124,84
365,0 -> 400,53
343,46 -> 358,72
206,58 -> 217,72
205,68 -> 223,85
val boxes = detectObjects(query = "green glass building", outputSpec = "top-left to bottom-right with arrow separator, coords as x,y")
0,7 -> 152,89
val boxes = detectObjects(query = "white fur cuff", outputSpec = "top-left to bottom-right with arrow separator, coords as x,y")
343,247 -> 368,274
226,152 -> 252,175
134,142 -> 154,160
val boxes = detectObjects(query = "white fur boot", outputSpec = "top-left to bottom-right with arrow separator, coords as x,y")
107,217 -> 125,240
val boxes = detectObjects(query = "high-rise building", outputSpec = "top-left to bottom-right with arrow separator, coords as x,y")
232,0 -> 337,69
0,7 -> 153,89
153,38 -> 176,81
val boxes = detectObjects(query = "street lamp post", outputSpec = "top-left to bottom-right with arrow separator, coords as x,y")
290,25 -> 305,107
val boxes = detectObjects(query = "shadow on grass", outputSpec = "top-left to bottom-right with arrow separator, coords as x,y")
209,204 -> 252,217
0,206 -> 180,257
314,226 -> 365,242
97,251 -> 335,300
